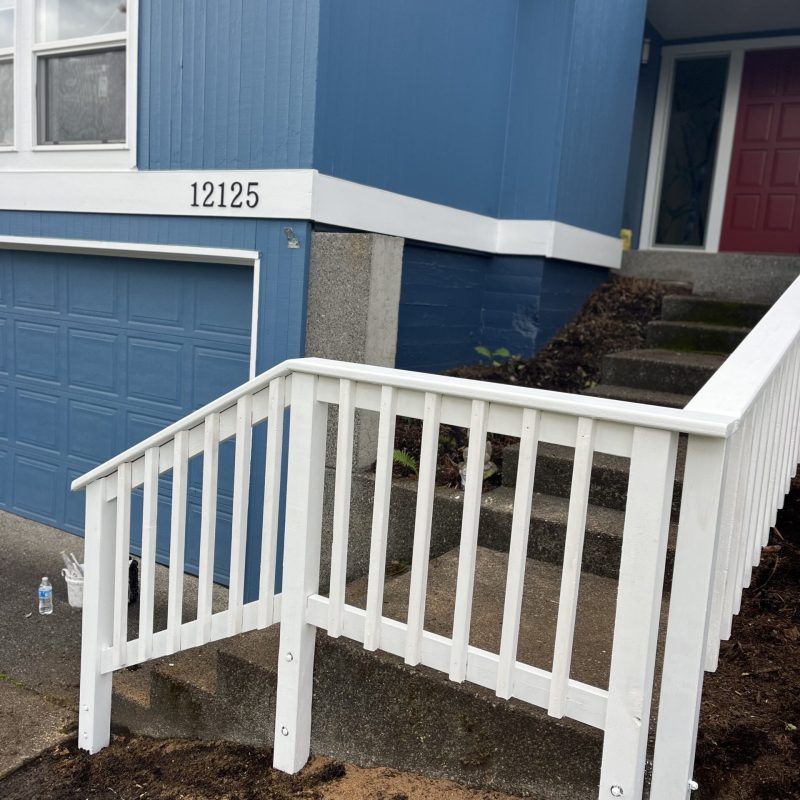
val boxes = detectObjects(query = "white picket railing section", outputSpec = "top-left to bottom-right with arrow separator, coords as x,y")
72,275 -> 800,800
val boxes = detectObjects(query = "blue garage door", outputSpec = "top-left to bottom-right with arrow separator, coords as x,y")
0,249 -> 252,579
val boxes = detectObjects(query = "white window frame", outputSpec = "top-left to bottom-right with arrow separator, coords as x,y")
640,34 -> 800,254
0,0 -> 137,169
0,1 -> 14,151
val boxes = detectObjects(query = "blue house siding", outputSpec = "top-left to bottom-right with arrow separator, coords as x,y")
138,0 -> 319,170
314,0 -> 517,217
622,23 -> 664,246
397,246 -> 609,374
554,0 -> 649,236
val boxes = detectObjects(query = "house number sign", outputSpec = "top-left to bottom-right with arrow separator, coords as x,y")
190,181 -> 260,209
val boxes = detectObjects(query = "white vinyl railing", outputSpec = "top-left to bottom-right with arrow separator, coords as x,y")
72,276 -> 800,800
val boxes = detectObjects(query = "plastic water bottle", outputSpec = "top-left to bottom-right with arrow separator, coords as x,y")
38,577 -> 53,615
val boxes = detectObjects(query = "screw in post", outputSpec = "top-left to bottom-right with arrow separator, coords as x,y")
610,787 -> 624,798
280,726 -> 289,737
285,652 -> 294,662
689,780 -> 699,791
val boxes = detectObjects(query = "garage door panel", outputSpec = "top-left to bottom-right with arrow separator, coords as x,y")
125,409 -> 181,452
193,347 -> 250,407
127,268 -> 185,330
14,321 -> 61,383
0,383 -> 7,439
67,399 -> 119,463
12,259 -> 60,313
194,271 -> 253,339
67,262 -> 119,321
67,329 -> 120,395
0,319 -> 8,374
13,453 -> 62,523
127,339 -> 184,407
64,467 -> 87,532
15,388 -> 60,454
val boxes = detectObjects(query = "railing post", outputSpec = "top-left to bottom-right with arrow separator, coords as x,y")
273,373 -> 328,773
650,435 -> 728,800
78,478 -> 117,753
598,427 -> 678,799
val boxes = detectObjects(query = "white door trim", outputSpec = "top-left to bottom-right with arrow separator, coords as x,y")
639,34 -> 800,253
0,234 -> 261,379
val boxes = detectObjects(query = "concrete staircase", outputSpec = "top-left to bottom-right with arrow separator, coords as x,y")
111,281 -> 772,798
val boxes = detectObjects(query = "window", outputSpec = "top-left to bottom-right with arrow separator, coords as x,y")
0,0 -> 12,148
0,0 -> 136,167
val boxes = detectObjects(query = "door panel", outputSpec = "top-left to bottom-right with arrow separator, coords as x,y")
721,48 -> 800,253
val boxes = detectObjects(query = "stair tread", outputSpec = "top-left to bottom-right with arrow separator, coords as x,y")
604,348 -> 727,368
648,319 -> 751,334
582,383 -> 693,408
342,545 -> 665,690
151,644 -> 220,695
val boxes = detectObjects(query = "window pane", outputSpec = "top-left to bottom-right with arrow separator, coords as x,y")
37,48 -> 125,144
37,0 -> 126,42
655,57 -> 729,247
0,1 -> 13,50
0,60 -> 11,146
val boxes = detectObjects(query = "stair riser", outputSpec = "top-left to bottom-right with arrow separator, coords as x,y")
646,322 -> 747,354
661,296 -> 769,328
345,472 -> 624,580
117,634 -> 604,799
501,444 -> 683,523
602,355 -> 716,394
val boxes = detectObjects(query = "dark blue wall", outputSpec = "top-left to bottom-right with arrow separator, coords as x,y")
138,0 -> 319,170
397,245 -> 608,373
622,22 -> 664,246
313,0 -> 517,216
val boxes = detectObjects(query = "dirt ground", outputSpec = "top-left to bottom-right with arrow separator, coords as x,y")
0,737 -> 518,800
1,276 -> 797,798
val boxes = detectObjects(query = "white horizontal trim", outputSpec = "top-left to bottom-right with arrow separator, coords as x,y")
0,235 -> 259,265
0,169 -> 621,268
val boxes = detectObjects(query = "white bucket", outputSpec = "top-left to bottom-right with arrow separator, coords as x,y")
62,567 -> 84,609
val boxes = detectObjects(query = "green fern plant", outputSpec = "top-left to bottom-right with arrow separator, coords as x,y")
392,449 -> 419,477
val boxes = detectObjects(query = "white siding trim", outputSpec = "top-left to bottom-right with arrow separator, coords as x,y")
0,234 -> 260,379
0,169 -> 621,268
640,34 -> 800,253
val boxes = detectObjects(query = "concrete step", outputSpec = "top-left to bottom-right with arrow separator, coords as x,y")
660,294 -> 770,328
646,320 -> 749,354
581,383 -> 692,408
114,546 -> 644,798
601,349 -> 726,395
500,440 -> 685,520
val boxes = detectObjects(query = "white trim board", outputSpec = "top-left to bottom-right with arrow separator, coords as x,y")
0,169 -> 622,269
640,34 -> 800,254
0,234 -> 260,379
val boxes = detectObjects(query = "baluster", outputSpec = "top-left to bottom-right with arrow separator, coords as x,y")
258,377 -> 285,628
228,395 -> 253,635
364,386 -> 397,652
138,447 -> 159,663
404,392 -> 442,666
780,345 -> 800,499
197,413 -> 220,644
548,416 -> 595,717
167,431 -> 189,653
113,463 -> 132,669
752,373 -> 781,564
599,427 -> 678,800
496,408 -> 540,699
328,379 -> 355,638
449,399 -> 490,682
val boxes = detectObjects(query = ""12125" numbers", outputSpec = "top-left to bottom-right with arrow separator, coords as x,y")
190,181 -> 260,209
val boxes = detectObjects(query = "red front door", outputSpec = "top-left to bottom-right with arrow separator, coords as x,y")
720,47 -> 800,254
